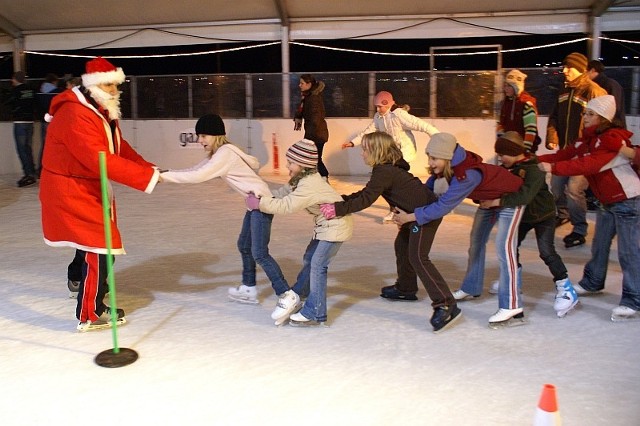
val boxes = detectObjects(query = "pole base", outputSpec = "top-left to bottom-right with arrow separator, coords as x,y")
94,347 -> 139,368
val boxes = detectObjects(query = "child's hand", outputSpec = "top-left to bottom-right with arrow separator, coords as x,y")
294,118 -> 302,131
538,162 -> 552,173
392,208 -> 413,225
320,203 -> 336,219
479,199 -> 500,209
341,142 -> 355,149
245,193 -> 260,210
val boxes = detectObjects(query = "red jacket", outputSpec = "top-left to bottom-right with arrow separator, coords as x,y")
538,126 -> 640,204
39,87 -> 159,254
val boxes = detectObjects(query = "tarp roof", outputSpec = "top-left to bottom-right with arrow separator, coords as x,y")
1,0 -> 639,53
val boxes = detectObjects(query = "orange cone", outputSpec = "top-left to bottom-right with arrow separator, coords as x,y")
533,384 -> 562,425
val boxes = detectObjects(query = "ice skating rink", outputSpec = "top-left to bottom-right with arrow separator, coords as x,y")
1,173 -> 638,426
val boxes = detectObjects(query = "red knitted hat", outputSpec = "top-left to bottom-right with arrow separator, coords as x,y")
82,57 -> 126,87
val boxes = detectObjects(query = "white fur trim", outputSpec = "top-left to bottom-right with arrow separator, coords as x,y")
44,113 -> 53,122
82,68 -> 126,88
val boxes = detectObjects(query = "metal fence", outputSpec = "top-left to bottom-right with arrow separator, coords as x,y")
1,67 -> 638,121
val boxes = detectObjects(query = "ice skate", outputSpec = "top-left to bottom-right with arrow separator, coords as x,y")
77,307 -> 126,332
68,279 -> 80,299
272,290 -> 302,326
228,284 -> 259,304
488,308 -> 525,329
488,280 -> 499,295
554,278 -> 579,318
380,284 -> 418,301
289,312 -> 327,327
382,211 -> 395,224
573,282 -> 603,296
430,305 -> 462,333
611,305 -> 640,322
452,289 -> 479,301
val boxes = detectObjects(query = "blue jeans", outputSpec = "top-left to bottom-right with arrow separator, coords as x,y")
237,210 -> 289,295
518,216 -> 567,283
551,174 -> 588,236
14,122 -> 35,177
293,239 -> 343,322
579,197 -> 640,310
460,206 -> 524,309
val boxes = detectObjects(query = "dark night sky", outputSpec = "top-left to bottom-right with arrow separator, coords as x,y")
4,31 -> 640,78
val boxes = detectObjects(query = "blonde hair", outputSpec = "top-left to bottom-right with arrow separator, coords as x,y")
427,160 -> 454,182
207,135 -> 231,157
361,132 -> 403,167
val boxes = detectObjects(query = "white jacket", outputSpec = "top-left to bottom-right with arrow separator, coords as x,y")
259,173 -> 353,242
161,144 -> 272,198
351,108 -> 439,162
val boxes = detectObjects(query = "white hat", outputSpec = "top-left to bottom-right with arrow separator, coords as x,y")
505,69 -> 527,96
586,95 -> 616,122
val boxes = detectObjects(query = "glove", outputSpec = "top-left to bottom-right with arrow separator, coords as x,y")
320,203 -> 336,220
245,193 -> 260,211
294,118 -> 302,131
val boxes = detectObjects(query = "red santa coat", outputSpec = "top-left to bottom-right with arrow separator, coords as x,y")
39,87 -> 159,254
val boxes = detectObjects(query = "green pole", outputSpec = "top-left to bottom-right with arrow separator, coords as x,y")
98,151 -> 120,354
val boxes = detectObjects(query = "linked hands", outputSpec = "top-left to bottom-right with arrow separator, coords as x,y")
245,193 -> 260,210
392,208 -> 414,226
320,203 -> 336,219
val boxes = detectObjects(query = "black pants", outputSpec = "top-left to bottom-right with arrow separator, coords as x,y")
396,219 -> 454,307
311,140 -> 329,177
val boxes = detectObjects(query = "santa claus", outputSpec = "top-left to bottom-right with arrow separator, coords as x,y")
39,57 -> 161,332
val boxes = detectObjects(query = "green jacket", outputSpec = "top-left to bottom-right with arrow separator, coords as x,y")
499,156 -> 556,224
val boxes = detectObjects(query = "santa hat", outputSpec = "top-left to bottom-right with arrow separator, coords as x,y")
286,139 -> 318,168
374,91 -> 394,107
586,95 -> 616,122
82,57 -> 126,88
505,69 -> 527,96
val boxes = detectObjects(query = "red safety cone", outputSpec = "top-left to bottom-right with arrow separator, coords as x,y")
533,384 -> 562,425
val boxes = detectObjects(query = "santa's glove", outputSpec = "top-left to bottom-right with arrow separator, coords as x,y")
294,118 -> 302,131
245,193 -> 260,210
320,203 -> 337,219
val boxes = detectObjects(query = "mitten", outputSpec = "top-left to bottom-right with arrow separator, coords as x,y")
245,193 -> 260,210
320,203 -> 336,219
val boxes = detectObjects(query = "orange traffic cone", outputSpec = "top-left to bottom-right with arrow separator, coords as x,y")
533,384 -> 562,425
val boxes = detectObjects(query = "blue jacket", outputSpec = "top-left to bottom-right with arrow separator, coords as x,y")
415,145 -> 481,225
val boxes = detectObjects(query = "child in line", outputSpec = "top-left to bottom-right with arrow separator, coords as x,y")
477,131 -> 579,318
538,95 -> 640,321
161,114 -> 290,304
342,91 -> 440,223
393,133 -> 525,328
246,139 -> 353,326
321,131 -> 461,333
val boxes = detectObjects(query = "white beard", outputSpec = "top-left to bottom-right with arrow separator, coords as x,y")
87,86 -> 122,120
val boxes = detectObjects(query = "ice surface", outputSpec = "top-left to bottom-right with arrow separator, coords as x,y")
1,174 -> 638,425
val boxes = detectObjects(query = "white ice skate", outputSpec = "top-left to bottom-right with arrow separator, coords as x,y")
382,211 -> 395,224
77,308 -> 126,332
272,290 -> 303,326
488,308 -> 525,329
554,278 -> 579,318
289,312 -> 327,327
611,305 -> 640,322
488,280 -> 499,295
228,285 -> 259,304
452,289 -> 479,301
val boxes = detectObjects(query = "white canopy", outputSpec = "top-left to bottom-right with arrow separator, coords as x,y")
1,0 -> 639,72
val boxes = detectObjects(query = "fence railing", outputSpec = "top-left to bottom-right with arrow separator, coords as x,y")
2,67 -> 639,121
